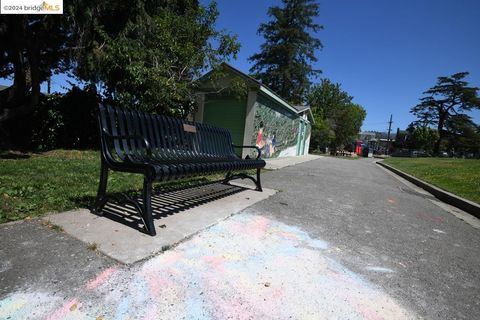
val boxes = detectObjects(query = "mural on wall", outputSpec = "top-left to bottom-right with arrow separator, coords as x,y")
251,98 -> 300,158
303,122 -> 312,155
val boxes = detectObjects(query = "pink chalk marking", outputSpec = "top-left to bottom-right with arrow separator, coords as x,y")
356,303 -> 385,320
143,305 -> 158,320
159,251 -> 181,266
246,216 -> 271,237
387,198 -> 396,204
416,212 -> 444,224
280,231 -> 299,240
143,270 -> 173,298
85,266 -> 118,290
203,255 -> 225,272
208,290 -> 256,320
46,298 -> 80,320
271,287 -> 284,300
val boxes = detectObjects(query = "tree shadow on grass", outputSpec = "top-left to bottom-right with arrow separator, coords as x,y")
0,152 -> 31,159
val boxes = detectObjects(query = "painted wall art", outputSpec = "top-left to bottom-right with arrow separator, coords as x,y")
251,96 -> 300,158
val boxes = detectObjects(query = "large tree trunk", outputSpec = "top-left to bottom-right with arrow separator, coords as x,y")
0,15 -> 38,149
27,36 -> 41,107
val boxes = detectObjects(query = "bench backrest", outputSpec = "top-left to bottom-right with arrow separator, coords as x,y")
98,104 -> 237,163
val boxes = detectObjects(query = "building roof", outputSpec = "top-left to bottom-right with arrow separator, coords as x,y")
198,63 -> 314,123
292,105 -> 310,112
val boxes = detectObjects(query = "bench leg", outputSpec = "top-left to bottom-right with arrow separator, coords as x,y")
222,171 -> 232,184
142,177 -> 156,236
93,160 -> 109,214
223,168 -> 263,192
255,167 -> 263,192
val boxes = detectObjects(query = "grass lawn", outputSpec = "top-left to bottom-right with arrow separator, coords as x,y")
0,150 -> 224,223
383,157 -> 480,204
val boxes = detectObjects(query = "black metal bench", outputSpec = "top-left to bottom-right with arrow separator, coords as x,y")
94,104 -> 266,236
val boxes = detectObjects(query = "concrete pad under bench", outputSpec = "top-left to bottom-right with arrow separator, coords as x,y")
44,182 -> 276,264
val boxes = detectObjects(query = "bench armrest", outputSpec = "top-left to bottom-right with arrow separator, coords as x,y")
102,128 -> 152,156
232,144 -> 262,159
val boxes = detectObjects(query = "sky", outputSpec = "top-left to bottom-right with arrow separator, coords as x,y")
1,0 -> 479,132
210,0 -> 480,132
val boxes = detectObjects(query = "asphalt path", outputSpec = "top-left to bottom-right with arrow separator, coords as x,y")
254,157 -> 480,319
0,157 -> 478,319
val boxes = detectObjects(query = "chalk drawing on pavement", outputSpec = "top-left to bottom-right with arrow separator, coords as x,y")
0,213 -> 413,319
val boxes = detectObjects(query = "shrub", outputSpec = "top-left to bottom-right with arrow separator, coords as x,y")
8,85 -> 100,151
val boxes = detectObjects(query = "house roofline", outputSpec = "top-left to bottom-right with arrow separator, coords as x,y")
198,63 -> 313,120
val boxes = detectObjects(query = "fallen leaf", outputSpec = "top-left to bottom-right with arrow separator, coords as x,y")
70,303 -> 77,311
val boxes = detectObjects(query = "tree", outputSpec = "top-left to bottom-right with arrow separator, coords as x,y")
67,0 -> 240,117
411,72 -> 480,154
332,103 -> 366,150
309,109 -> 334,152
0,14 -> 70,147
249,0 -> 322,104
444,114 -> 480,155
308,79 -> 366,151
405,124 -> 438,154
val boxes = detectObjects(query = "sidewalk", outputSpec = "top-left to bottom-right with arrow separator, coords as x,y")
264,154 -> 322,170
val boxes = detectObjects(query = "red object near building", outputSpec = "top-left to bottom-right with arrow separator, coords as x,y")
355,140 -> 363,155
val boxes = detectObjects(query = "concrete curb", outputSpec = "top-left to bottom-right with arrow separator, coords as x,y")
377,161 -> 480,219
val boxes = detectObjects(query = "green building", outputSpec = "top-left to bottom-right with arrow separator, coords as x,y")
194,63 -> 313,158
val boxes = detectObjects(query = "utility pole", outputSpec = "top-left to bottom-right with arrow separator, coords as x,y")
386,114 -> 393,155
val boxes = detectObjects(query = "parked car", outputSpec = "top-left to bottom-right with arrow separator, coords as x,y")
411,150 -> 429,157
391,149 -> 410,157
438,151 -> 449,157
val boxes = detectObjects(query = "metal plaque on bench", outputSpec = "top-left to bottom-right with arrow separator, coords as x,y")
183,124 -> 197,133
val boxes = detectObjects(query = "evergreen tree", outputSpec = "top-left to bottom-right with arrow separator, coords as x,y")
411,72 -> 480,154
444,114 -> 480,155
249,0 -> 322,104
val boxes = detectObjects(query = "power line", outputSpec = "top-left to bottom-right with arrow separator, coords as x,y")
386,114 -> 393,155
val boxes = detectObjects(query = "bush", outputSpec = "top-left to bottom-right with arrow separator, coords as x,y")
31,94 -> 65,150
26,86 -> 100,151
58,85 -> 99,149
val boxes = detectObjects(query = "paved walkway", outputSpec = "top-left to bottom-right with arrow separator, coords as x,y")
264,154 -> 322,170
1,157 -> 479,319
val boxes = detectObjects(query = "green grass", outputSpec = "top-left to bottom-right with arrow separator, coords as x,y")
383,157 -> 480,204
0,150 -> 224,223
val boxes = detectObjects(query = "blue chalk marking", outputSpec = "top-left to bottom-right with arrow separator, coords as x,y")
309,239 -> 329,250
185,297 -> 211,320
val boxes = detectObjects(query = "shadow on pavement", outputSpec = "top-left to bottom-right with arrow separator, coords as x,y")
91,181 -> 248,233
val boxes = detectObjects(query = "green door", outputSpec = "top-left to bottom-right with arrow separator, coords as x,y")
203,96 -> 246,156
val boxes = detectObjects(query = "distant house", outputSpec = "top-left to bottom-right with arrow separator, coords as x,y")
194,63 -> 313,158
358,131 -> 397,154
358,131 -> 377,142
